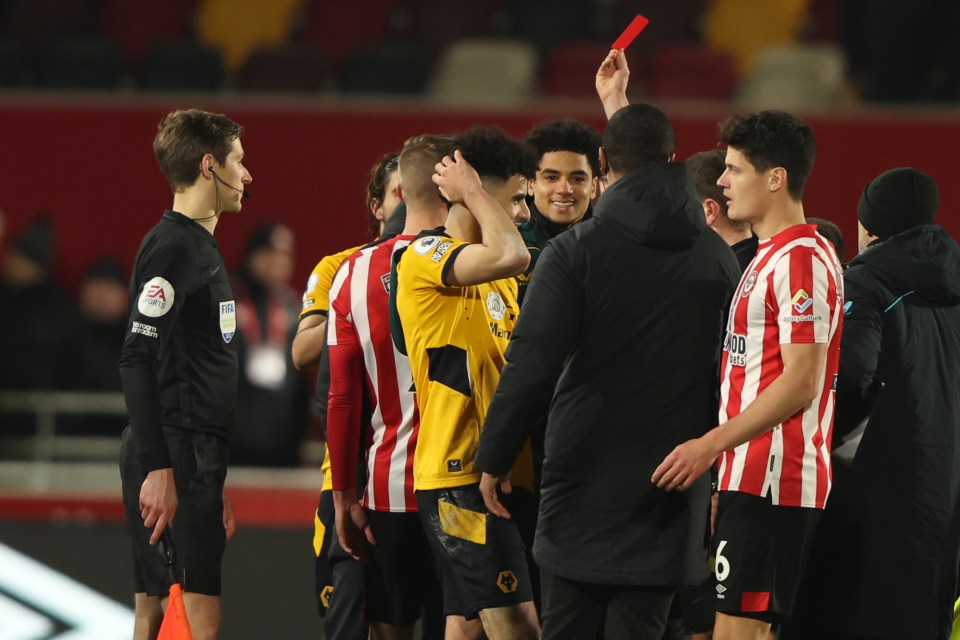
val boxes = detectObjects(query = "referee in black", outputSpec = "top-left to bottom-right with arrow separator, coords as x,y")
119,109 -> 252,640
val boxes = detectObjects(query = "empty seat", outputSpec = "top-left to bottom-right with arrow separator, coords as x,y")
196,0 -> 305,72
238,42 -> 328,92
540,41 -> 628,99
510,0 -> 595,55
429,38 -> 538,107
101,0 -> 198,67
4,0 -> 103,46
0,38 -> 30,87
736,44 -> 847,111
403,0 -> 504,54
705,0 -> 809,74
610,0 -> 707,54
337,41 -> 432,95
297,0 -> 402,72
648,45 -> 737,100
33,37 -> 125,90
136,40 -> 225,91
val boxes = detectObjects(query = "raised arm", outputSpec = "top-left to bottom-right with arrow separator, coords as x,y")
596,49 -> 630,120
436,150 -> 529,286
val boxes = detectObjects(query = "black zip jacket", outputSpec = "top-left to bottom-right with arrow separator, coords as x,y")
475,163 -> 740,585
788,224 -> 960,640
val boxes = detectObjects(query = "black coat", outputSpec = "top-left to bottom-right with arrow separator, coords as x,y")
787,224 -> 960,640
475,163 -> 740,586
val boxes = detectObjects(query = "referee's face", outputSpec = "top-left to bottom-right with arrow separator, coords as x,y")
219,139 -> 253,213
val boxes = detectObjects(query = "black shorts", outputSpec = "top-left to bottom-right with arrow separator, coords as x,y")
417,484 -> 534,620
314,490 -> 335,616
120,425 -> 228,597
364,509 -> 441,625
713,491 -> 821,624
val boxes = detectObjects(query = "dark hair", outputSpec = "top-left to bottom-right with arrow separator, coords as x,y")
154,109 -> 244,191
718,111 -> 816,201
685,149 -> 727,211
457,126 -> 537,182
365,152 -> 399,237
525,119 -> 602,178
806,217 -> 845,262
601,103 -> 675,174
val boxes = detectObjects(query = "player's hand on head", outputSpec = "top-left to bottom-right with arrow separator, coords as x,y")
139,467 -> 178,545
432,149 -> 481,204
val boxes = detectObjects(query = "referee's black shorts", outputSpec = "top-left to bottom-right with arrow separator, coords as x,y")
120,425 -> 228,597
713,491 -> 821,624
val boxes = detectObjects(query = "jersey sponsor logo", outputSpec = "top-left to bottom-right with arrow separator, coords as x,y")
724,331 -> 747,367
486,292 -> 506,320
430,240 -> 454,263
497,570 -> 519,594
380,272 -> 391,293
130,321 -> 158,339
792,289 -> 813,313
413,236 -> 441,255
302,297 -> 315,311
304,273 -> 319,298
220,300 -> 236,343
741,270 -> 758,297
490,323 -> 512,340
137,277 -> 174,317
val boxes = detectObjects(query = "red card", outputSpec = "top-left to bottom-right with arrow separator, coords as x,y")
611,14 -> 650,51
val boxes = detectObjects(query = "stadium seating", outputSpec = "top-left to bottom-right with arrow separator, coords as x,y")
238,42 -> 329,92
33,37 -> 125,90
297,0 -> 403,73
101,0 -> 198,67
429,38 -> 538,107
196,0 -> 304,72
648,44 -> 737,100
736,44 -> 848,111
338,41 -> 433,95
136,41 -> 225,92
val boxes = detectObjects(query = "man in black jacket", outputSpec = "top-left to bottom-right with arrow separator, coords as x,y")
474,99 -> 740,638
784,168 -> 960,640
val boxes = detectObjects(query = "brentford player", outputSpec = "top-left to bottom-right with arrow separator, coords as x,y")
652,111 -> 843,640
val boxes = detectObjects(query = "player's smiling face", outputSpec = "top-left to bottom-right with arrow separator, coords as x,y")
531,151 -> 597,225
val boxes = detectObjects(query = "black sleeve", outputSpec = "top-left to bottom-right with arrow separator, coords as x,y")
834,269 -> 884,442
388,246 -> 408,355
475,240 -> 584,475
314,321 -> 332,440
118,239 -> 191,471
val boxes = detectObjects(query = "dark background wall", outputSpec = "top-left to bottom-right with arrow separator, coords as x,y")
1,97 -> 957,293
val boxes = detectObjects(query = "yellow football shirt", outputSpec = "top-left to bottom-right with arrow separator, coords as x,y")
395,234 -> 533,491
300,245 -> 363,320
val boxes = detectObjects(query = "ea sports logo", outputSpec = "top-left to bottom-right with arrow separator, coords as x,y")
137,277 -> 175,317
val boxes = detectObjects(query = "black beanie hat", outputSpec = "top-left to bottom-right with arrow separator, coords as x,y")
13,213 -> 55,269
857,167 -> 939,240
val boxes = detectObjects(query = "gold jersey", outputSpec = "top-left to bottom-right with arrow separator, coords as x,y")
300,245 -> 363,319
395,233 -> 533,491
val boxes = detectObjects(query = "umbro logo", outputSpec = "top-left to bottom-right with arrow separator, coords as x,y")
716,584 -> 727,594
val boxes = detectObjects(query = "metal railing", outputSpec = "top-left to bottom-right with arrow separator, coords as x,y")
0,391 -> 127,462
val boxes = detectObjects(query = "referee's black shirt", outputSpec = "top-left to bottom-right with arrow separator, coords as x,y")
120,210 -> 238,472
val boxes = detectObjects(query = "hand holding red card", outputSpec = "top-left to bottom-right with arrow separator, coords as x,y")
611,14 -> 650,51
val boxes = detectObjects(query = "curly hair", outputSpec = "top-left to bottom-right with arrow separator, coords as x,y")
457,126 -> 537,182
525,119 -> 602,178
718,111 -> 816,201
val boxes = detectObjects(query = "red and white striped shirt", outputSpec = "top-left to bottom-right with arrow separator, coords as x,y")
717,224 -> 843,509
327,235 -> 419,512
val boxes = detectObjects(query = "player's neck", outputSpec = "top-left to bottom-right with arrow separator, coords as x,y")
752,200 -> 805,241
403,202 -> 448,237
444,204 -> 480,243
